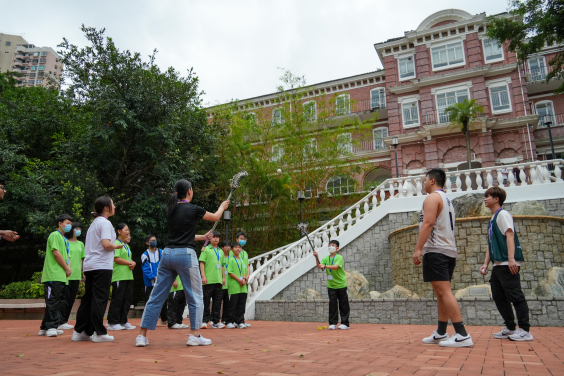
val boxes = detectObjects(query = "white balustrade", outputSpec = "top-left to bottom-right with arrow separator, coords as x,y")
476,171 -> 483,189
465,173 -> 472,191
554,162 -> 563,182
455,173 -> 462,192
486,170 -> 493,188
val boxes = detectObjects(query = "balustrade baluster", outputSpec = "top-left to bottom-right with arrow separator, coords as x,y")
356,206 -> 362,223
322,230 -> 329,246
364,199 -> 369,217
346,212 -> 353,229
376,190 -> 382,206
496,168 -> 503,187
486,169 -> 493,188
541,163 -> 551,184
252,279 -> 258,294
455,173 -> 462,192
416,178 -> 423,196
314,235 -> 321,249
519,166 -> 526,185
338,218 -> 345,235
554,161 -> 563,182
531,164 -> 539,184
330,224 -> 337,239
465,173 -> 472,192
476,171 -> 483,190
389,180 -> 395,198
508,169 -> 515,187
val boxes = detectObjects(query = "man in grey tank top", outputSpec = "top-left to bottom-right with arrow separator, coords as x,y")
412,168 -> 473,347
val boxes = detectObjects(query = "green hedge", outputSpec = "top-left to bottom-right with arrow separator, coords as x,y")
0,272 -> 86,299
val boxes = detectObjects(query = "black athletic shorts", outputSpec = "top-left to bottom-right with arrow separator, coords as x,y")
422,252 -> 456,282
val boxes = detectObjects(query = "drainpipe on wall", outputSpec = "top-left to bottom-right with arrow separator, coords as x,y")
517,58 -> 535,162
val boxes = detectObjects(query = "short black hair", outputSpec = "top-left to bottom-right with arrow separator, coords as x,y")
329,240 -> 339,247
231,241 -> 242,249
0,177 -> 5,185
116,223 -> 128,236
211,231 -> 221,238
426,168 -> 446,188
236,232 -> 247,239
56,214 -> 72,226
65,222 -> 82,239
485,187 -> 507,206
145,234 -> 156,242
219,240 -> 230,248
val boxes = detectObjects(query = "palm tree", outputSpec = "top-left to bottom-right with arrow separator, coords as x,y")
445,99 -> 484,168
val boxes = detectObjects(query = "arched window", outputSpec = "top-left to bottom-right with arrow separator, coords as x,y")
326,175 -> 356,195
535,101 -> 555,127
303,101 -> 317,122
363,168 -> 392,190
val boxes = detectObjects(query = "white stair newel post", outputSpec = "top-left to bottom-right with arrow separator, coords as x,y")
519,166 -> 526,185
416,177 -> 423,196
455,173 -> 462,192
486,169 -> 494,188
476,171 -> 483,190
554,161 -> 563,182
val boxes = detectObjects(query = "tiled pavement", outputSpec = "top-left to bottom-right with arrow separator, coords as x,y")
1,319 -> 563,375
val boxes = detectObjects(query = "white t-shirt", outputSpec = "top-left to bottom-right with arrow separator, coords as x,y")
493,210 -> 521,267
83,216 -> 116,271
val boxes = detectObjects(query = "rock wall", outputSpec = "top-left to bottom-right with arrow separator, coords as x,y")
255,297 -> 564,327
389,216 -> 564,298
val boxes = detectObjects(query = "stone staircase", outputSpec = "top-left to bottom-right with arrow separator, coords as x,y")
245,160 -> 564,319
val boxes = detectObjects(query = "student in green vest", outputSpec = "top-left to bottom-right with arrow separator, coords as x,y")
168,276 -> 188,329
107,223 -> 136,330
39,214 -> 73,337
313,240 -> 350,330
226,242 -> 248,329
199,231 -> 226,329
481,187 -> 532,341
60,222 -> 85,330
230,232 -> 251,327
219,240 -> 231,325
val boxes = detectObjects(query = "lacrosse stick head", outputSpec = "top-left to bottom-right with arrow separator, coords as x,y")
230,170 -> 249,189
296,222 -> 309,235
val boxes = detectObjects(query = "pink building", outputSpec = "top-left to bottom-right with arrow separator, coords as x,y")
10,44 -> 62,88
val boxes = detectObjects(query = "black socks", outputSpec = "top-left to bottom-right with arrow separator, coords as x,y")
453,322 -> 468,336
437,321 -> 448,335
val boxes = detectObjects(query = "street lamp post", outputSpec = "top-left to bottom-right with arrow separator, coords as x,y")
392,136 -> 399,177
297,190 -> 305,238
223,209 -> 231,243
544,114 -> 556,160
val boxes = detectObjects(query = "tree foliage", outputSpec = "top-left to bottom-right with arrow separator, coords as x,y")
446,99 -> 484,168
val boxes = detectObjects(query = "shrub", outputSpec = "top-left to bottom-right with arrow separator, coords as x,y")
0,281 -> 34,299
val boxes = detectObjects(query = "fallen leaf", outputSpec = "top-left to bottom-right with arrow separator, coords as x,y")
45,351 -> 50,353
299,354 -> 304,358
218,372 -> 224,375
292,363 -> 295,367
280,349 -> 285,351
154,361 -> 158,363
263,350 -> 269,352
251,353 -> 254,354
323,326 -> 327,328
248,340 -> 251,342
529,349 -> 534,352
26,334 -> 29,337
317,327 -> 324,330
230,339 -> 232,341
336,339 -> 339,341
327,342 -> 331,344
381,327 -> 385,329
164,350 -> 168,352
17,354 -> 24,357
409,341 -> 412,344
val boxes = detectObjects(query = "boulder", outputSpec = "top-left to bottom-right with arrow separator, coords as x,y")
297,288 -> 322,300
511,200 -> 549,216
369,291 -> 381,299
532,267 -> 564,297
411,211 -> 421,225
452,193 -> 491,218
379,285 -> 419,299
454,284 -> 491,298
345,269 -> 370,299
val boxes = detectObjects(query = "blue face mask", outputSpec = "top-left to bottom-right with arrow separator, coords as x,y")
63,224 -> 72,233
75,230 -> 81,237
149,240 -> 157,248
238,239 -> 246,247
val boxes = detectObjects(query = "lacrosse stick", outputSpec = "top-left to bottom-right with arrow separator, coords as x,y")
296,222 -> 320,265
203,170 -> 248,247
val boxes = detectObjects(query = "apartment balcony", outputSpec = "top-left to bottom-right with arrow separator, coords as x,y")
525,65 -> 562,94
350,139 -> 390,158
424,110 -> 451,126
538,113 -> 564,128
328,98 -> 387,122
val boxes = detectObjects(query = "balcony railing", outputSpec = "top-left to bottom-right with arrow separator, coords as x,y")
525,65 -> 554,82
352,139 -> 387,154
424,110 -> 451,125
538,113 -> 564,128
329,99 -> 386,117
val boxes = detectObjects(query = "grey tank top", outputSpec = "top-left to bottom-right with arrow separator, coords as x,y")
419,190 -> 457,258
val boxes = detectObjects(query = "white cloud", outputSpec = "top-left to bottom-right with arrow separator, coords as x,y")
2,0 -> 507,105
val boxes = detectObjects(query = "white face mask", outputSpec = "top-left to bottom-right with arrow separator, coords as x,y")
329,246 -> 337,253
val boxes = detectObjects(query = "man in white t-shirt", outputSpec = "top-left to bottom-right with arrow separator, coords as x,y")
481,187 -> 532,341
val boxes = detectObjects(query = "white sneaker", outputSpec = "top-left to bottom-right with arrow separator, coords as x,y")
328,325 -> 337,330
493,326 -> 515,339
508,328 -> 534,341
180,324 -> 190,329
238,323 -> 247,329
187,334 -> 212,346
439,333 -> 473,347
169,323 -> 183,329
58,323 -> 74,330
422,330 -> 449,344
200,322 -> 208,329
123,323 -> 136,330
45,328 -> 59,337
212,322 -> 226,329
92,333 -> 114,342
338,324 -> 350,330
71,331 -> 92,341
107,324 -> 125,331
39,329 -> 63,336
135,335 -> 149,347
226,323 -> 237,329
245,323 -> 251,327
160,320 -> 168,326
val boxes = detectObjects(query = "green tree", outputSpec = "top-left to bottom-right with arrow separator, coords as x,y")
445,99 -> 484,167
486,0 -> 564,93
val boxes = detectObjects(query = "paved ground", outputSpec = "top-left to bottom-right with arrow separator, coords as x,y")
1,319 -> 563,375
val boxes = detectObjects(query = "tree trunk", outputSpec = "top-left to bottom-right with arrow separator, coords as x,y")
464,121 -> 472,168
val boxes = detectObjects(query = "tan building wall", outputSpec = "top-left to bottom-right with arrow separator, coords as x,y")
0,33 -> 28,73
12,46 -> 62,87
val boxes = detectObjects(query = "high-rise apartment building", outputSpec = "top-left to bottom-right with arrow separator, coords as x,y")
0,33 -> 62,87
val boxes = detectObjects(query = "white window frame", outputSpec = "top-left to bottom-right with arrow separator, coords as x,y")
303,138 -> 317,158
535,100 -> 556,127
336,133 -> 352,154
482,38 -> 504,63
272,144 -> 284,162
528,56 -> 547,82
398,94 -> 421,129
326,175 -> 356,196
303,100 -> 317,122
36,79 -> 43,84
372,127 -> 388,150
434,86 -> 470,124
398,55 -> 416,81
335,94 -> 350,116
486,77 -> 513,114
272,107 -> 284,125
430,39 -> 466,72
370,88 -> 386,110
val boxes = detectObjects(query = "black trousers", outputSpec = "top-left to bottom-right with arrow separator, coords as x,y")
40,281 -> 67,330
63,280 -> 80,323
75,270 -> 112,336
328,287 -> 350,326
145,286 -> 168,322
220,289 -> 230,323
107,280 -> 133,325
490,266 -> 530,332
167,290 -> 186,327
228,292 -> 247,325
202,283 -> 223,324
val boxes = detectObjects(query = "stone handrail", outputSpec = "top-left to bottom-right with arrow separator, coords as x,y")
245,159 -> 564,317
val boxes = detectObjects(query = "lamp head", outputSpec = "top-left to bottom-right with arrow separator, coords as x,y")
223,210 -> 231,221
297,190 -> 305,201
392,136 -> 399,147
543,114 -> 553,126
